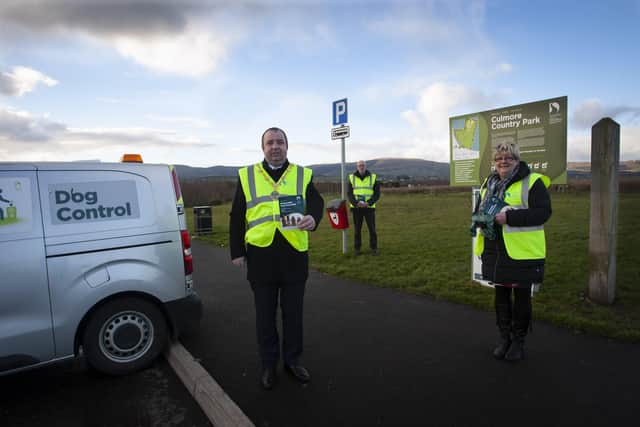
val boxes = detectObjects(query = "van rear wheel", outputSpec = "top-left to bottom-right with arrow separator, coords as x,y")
82,297 -> 168,375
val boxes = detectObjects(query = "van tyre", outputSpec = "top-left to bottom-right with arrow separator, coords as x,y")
82,297 -> 168,375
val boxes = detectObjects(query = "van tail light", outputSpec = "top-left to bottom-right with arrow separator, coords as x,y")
181,230 -> 193,275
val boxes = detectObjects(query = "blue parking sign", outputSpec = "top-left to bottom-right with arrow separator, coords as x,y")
333,98 -> 348,126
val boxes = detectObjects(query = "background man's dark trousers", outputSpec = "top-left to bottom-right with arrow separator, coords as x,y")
352,208 -> 377,252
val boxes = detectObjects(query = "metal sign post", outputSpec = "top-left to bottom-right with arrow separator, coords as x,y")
471,188 -> 492,288
340,134 -> 347,254
332,99 -> 349,254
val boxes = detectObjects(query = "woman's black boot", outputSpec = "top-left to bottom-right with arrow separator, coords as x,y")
493,302 -> 512,359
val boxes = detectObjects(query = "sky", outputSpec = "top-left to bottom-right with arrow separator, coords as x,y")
1,0 -> 639,167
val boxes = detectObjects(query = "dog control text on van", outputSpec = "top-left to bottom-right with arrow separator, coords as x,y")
0,156 -> 202,376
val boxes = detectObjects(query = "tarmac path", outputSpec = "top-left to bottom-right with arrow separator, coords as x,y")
182,239 -> 640,427
0,355 -> 211,427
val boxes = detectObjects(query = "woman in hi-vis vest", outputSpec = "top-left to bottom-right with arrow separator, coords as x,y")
473,143 -> 552,362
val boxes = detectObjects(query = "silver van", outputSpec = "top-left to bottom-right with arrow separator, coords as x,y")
0,157 -> 202,376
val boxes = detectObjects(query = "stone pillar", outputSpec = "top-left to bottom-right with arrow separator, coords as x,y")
588,118 -> 620,304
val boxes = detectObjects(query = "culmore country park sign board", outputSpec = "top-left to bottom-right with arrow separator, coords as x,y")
449,96 -> 567,186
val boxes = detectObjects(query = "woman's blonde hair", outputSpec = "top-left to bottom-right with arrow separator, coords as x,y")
494,143 -> 520,160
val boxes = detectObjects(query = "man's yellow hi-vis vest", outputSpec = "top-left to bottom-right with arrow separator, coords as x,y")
349,173 -> 377,208
239,163 -> 312,251
474,173 -> 550,260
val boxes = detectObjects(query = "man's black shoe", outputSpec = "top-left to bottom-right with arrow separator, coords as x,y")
285,364 -> 311,383
371,249 -> 378,256
261,367 -> 276,390
504,339 -> 525,362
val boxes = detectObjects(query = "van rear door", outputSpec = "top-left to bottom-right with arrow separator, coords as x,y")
0,169 -> 54,373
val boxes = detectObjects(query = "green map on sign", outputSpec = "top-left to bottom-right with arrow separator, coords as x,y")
454,118 -> 477,149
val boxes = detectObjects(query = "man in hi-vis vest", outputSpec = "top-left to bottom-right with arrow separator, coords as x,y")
230,127 -> 324,390
347,160 -> 380,255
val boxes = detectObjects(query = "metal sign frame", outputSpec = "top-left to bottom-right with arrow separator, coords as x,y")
331,125 -> 350,140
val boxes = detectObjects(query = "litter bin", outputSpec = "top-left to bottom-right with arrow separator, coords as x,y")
326,199 -> 349,229
193,206 -> 213,235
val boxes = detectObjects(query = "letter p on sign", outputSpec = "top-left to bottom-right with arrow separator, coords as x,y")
333,98 -> 348,126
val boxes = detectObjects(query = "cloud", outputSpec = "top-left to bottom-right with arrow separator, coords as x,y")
0,0 -> 190,37
401,81 -> 496,162
111,28 -> 228,77
567,132 -> 590,162
0,107 -> 66,142
368,0 -> 486,44
572,98 -> 640,129
145,114 -> 211,129
567,126 -> 640,162
0,66 -> 58,97
496,62 -> 512,73
0,1 -> 234,77
621,127 -> 640,161
363,0 -> 509,115
65,127 -> 212,147
0,105 -> 216,163
365,0 -> 497,77
96,97 -> 126,104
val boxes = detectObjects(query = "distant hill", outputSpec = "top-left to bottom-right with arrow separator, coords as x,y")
175,159 -> 640,181
567,160 -> 640,178
175,158 -> 450,181
174,164 -> 239,180
308,158 -> 449,180
627,160 -> 640,172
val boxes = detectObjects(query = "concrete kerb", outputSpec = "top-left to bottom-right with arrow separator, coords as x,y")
165,341 -> 255,427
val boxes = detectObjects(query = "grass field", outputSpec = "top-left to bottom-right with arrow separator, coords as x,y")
187,190 -> 640,342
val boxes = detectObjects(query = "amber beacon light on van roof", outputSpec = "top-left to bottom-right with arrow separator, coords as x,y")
121,153 -> 143,163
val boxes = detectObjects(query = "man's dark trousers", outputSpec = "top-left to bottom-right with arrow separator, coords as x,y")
352,208 -> 377,251
250,279 -> 305,369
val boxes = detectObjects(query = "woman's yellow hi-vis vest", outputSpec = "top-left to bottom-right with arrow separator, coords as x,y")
474,173 -> 550,260
349,173 -> 377,208
239,163 -> 312,251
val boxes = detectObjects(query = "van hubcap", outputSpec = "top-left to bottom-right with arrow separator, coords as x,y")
99,310 -> 154,363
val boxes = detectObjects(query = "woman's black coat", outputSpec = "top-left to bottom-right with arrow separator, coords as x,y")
480,162 -> 552,285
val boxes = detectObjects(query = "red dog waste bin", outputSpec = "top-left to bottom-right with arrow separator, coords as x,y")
326,199 -> 349,229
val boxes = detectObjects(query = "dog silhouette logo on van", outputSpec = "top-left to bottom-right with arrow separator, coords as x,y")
0,187 -> 18,224
0,178 -> 31,231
